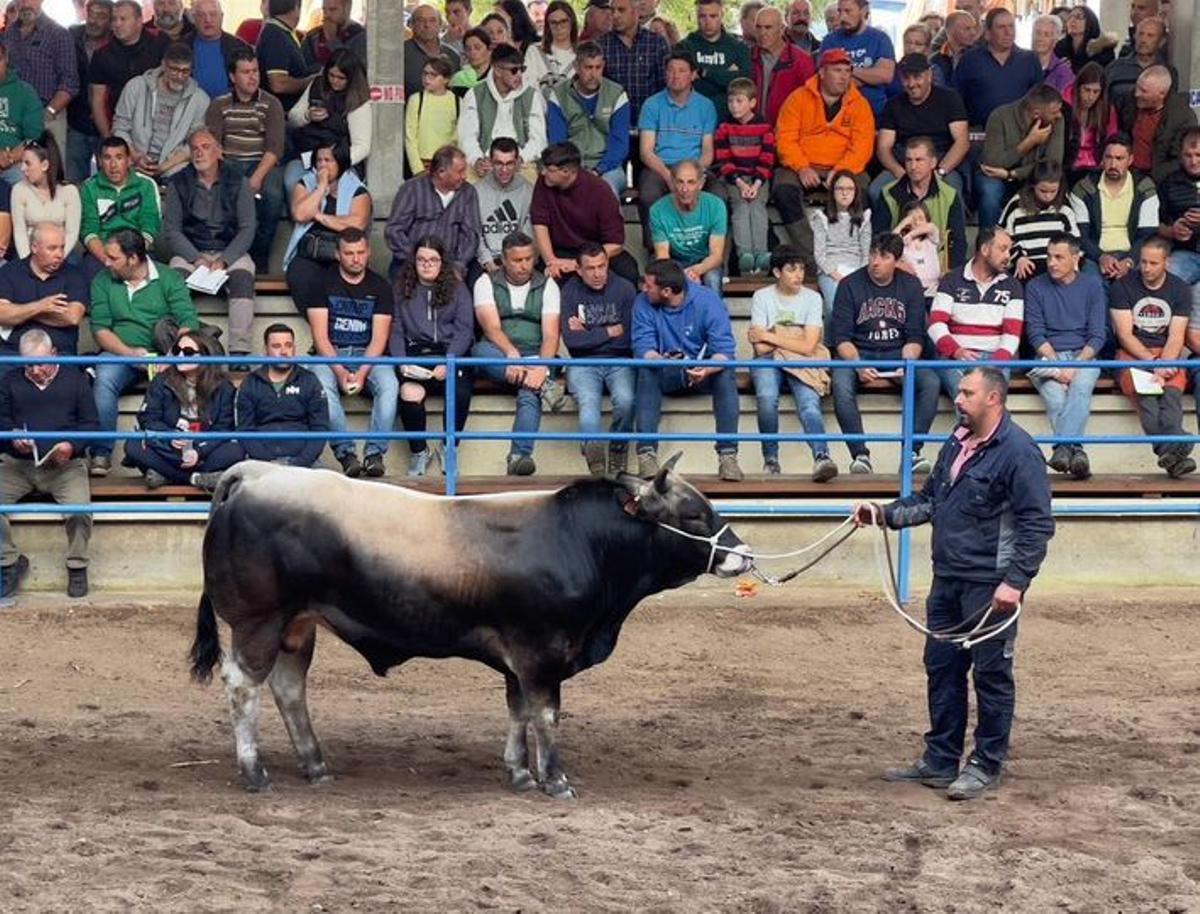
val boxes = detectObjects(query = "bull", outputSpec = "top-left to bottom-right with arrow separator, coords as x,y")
189,455 -> 752,798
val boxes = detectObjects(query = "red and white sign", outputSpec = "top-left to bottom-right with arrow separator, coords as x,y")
369,84 -> 405,104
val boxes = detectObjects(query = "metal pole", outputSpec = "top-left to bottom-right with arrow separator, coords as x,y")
444,355 -> 459,496
897,356 -> 917,603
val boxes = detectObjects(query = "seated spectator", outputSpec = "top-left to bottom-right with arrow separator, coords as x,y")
390,235 -> 475,478
999,162 -> 1081,281
473,137 -> 533,289
0,223 -> 87,372
810,170 -> 871,317
286,48 -> 371,191
1071,135 -> 1158,282
283,141 -> 371,313
256,0 -> 320,113
88,1 -> 170,143
234,323 -> 330,468
1063,63 -> 1118,186
1054,5 -> 1115,75
1158,127 -> 1200,310
597,0 -> 669,173
872,53 -> 969,204
977,84 -> 1066,232
443,0 -> 471,58
928,227 -> 1025,400
204,47 -> 286,273
649,160 -> 727,295
873,136 -> 967,273
1106,16 -> 1171,109
385,144 -> 481,280
900,23 -> 933,61
480,13 -> 514,51
186,0 -> 253,102
79,137 -> 161,280
1031,14 -> 1074,95
300,0 -> 366,69
1024,233 -> 1106,479
678,0 -> 751,122
712,78 -> 774,276
123,330 -> 244,488
1115,66 -> 1197,181
88,229 -> 199,477
785,0 -> 819,54
530,141 -> 638,285
152,0 -> 194,42
0,181 -> 11,259
0,44 -> 46,185
10,136 -> 81,260
930,10 -> 977,89
646,16 -> 680,47
450,27 -> 492,97
749,245 -> 838,481
631,258 -> 742,481
636,50 -> 717,252
498,0 -> 541,54
560,243 -> 636,476
830,232 -> 939,475
113,41 -> 210,181
0,329 -> 97,599
579,0 -> 613,44
162,126 -> 257,359
471,231 -> 562,477
525,1 -> 578,100
545,41 -> 630,197
750,7 -> 814,126
458,44 -> 546,185
307,228 -> 397,478
404,56 -> 459,177
1110,237 -> 1194,477
953,8 -> 1042,132
819,0 -> 896,118
895,201 -> 941,299
773,49 -> 874,262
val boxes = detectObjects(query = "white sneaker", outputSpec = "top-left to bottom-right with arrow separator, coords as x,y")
407,450 -> 432,477
911,453 -> 932,474
850,455 -> 873,474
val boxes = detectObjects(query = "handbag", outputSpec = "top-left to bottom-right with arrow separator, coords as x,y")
299,229 -> 341,264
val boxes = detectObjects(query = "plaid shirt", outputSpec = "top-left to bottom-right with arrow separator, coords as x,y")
2,14 -> 78,105
598,28 -> 669,126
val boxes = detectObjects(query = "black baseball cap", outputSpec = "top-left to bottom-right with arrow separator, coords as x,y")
897,54 -> 932,75
586,0 -> 611,8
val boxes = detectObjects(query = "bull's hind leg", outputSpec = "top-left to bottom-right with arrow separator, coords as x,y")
504,674 -> 536,792
221,654 -> 272,792
268,630 -> 331,785
529,680 -> 575,800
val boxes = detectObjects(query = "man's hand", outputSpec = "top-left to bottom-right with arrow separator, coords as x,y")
1057,367 -> 1077,384
522,365 -> 548,390
747,326 -> 769,344
12,432 -> 32,454
1171,218 -> 1194,242
685,365 -> 712,385
954,347 -> 982,361
742,181 -> 759,201
605,323 -> 624,338
684,267 -> 701,283
545,256 -> 577,279
856,366 -> 879,383
992,582 -> 1022,614
36,293 -> 70,315
431,365 -> 447,381
482,259 -> 502,275
1185,207 -> 1200,226
248,172 -> 264,194
797,166 -> 822,189
209,258 -> 226,272
1026,118 -> 1053,147
851,501 -> 886,527
48,442 -> 73,466
979,163 -> 1008,180
473,158 -> 491,177
504,363 -> 526,385
1154,365 -> 1178,380
1014,256 -> 1036,280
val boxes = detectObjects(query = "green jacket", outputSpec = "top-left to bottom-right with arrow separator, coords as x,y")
981,100 -> 1066,182
495,271 -> 548,351
80,171 -> 162,249
552,77 -> 626,170
0,70 -> 44,150
677,29 -> 750,121
89,259 -> 198,350
473,80 -> 535,149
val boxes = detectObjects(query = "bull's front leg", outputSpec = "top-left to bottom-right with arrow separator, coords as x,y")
529,681 -> 575,800
504,674 -> 536,792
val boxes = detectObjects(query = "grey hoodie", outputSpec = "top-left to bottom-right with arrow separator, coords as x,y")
475,170 -> 533,269
112,67 -> 210,178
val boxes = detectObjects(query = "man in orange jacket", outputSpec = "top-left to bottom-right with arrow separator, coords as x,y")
771,48 -> 875,261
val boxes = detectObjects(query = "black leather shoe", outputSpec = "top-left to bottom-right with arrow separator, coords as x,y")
67,567 -> 88,599
1,554 -> 30,598
882,759 -> 957,788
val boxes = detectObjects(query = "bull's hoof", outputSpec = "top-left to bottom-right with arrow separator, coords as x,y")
240,762 -> 272,793
306,769 -> 334,787
541,776 -> 577,801
509,768 -> 538,792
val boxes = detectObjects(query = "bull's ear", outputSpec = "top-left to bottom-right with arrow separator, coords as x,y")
653,452 -> 683,494
615,472 -> 651,516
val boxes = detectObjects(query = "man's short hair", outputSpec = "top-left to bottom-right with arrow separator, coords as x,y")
430,144 -> 465,174
18,328 -> 53,355
870,232 -> 904,259
29,222 -> 64,247
338,227 -> 367,247
1103,133 -> 1133,156
446,0 -> 472,10
770,244 -> 808,274
1033,13 -> 1063,37
99,135 -> 130,155
164,41 -> 194,66
578,242 -> 607,262
263,322 -> 295,345
86,0 -> 116,13
489,136 -> 520,157
967,366 -> 1008,401
502,231 -> 535,254
541,141 -> 582,170
228,45 -> 257,74
268,0 -> 300,16
423,55 -> 455,79
727,77 -> 756,100
1141,235 -> 1172,257
983,7 -> 1011,30
975,225 -> 1008,252
905,135 -> 937,158
1045,231 -> 1081,255
107,228 -> 147,261
644,258 -> 687,295
1181,126 -> 1200,149
1023,83 -> 1062,108
187,125 -> 219,148
666,49 -> 698,71
575,40 -> 603,64
670,158 -> 702,180
113,0 -> 143,18
491,44 -> 523,67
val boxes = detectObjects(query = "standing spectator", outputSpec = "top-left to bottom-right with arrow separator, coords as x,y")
649,159 -> 727,295
0,222 -> 87,366
928,227 -> 1025,399
785,0 -> 819,54
1031,14 -> 1074,96
390,235 -> 474,477
597,0 -> 669,178
123,330 -> 244,488
471,231 -> 562,477
529,140 -> 638,285
900,23 -> 932,60
458,43 -> 546,185
384,143 -> 481,279
284,141 -> 371,312
829,232 -> 939,475
112,41 -> 210,181
307,227 -> 397,478
151,0 -> 194,43
1118,0 -> 1164,58
443,0 -> 472,59
0,328 -> 96,598
1106,15 -> 1170,110
525,0 -> 577,101
450,27 -> 491,97
2,0 -> 78,154
65,0 -> 113,184
977,84 -> 1066,232
404,56 -> 458,177
750,6 -> 814,128
750,244 -> 837,481
874,136 -> 968,274
712,77 -> 773,275
255,0 -> 319,113
0,43 -> 45,185
953,8 -> 1041,131
186,0 -> 253,102
1000,162 -> 1081,281
580,0 -> 613,44
811,169 -> 871,317
645,16 -> 679,48
234,323 -> 329,468
819,0 -> 896,118
88,0 -> 170,140
1111,237 -> 1194,477
204,47 -> 285,273
88,228 -> 199,476
162,126 -> 256,359
1055,5 -> 1116,75
1024,232 -> 1106,479
1115,66 -> 1197,181
545,41 -> 630,196
301,0 -> 366,69
404,4 -> 460,103
739,0 -> 763,51
773,49 -> 874,263
11,134 -> 81,259
473,136 -> 532,287
930,11 -> 978,89
1063,63 -> 1118,186
286,48 -> 371,189
78,135 -> 161,279
560,243 -> 636,475
678,0 -> 751,123
1158,127 -> 1200,309
631,258 -> 742,481
1071,135 -> 1159,281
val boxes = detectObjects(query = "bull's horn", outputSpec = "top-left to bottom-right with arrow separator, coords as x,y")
661,452 -> 683,473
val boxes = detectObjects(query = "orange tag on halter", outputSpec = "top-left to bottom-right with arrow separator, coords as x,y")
735,579 -> 758,598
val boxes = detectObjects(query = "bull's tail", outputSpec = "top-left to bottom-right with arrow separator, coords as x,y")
189,591 -> 223,684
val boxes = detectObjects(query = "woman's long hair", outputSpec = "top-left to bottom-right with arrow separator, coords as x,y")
26,130 -> 64,198
323,47 -> 369,110
1017,161 -> 1068,213
498,0 -> 541,52
163,333 -> 227,421
825,169 -> 865,229
539,0 -> 577,52
398,235 -> 459,311
1073,62 -> 1110,136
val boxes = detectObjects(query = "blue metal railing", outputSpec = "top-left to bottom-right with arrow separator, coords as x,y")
2,352 -> 1199,601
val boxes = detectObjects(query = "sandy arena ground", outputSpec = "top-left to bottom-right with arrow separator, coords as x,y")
0,584 -> 1197,913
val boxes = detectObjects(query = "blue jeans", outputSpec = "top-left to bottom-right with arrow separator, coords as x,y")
224,158 -> 284,268
972,165 -> 1012,231
472,339 -> 543,457
600,167 -> 626,198
1028,350 -> 1100,446
65,127 -> 97,183
566,363 -> 635,451
830,351 -> 941,459
635,363 -> 739,455
309,346 -> 399,459
937,364 -> 1011,402
752,364 -> 828,461
923,576 -> 1017,777
92,362 -> 142,457
1170,250 -> 1200,312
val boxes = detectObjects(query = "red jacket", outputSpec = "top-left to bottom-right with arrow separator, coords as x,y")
752,42 -> 816,126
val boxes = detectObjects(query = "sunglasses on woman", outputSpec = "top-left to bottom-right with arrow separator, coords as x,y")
172,345 -> 200,357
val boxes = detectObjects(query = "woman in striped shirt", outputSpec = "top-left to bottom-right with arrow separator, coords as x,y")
999,162 -> 1080,282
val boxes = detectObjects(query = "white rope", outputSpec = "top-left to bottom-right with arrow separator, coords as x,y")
657,514 -> 857,561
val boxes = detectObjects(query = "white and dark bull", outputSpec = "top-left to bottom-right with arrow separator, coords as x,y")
189,456 -> 752,798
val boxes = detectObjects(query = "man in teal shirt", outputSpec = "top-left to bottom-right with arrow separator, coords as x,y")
0,44 -> 46,184
649,159 -> 728,293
